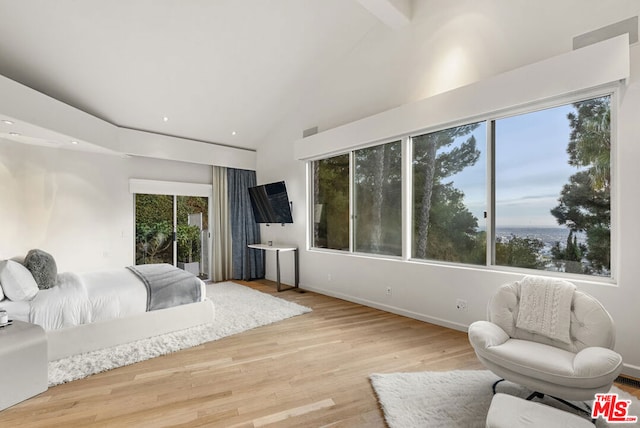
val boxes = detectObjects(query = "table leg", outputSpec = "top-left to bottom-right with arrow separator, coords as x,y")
244,245 -> 248,280
276,249 -> 282,291
294,248 -> 299,287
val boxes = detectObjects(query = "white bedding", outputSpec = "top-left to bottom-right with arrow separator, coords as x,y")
0,268 -> 206,331
0,298 -> 30,323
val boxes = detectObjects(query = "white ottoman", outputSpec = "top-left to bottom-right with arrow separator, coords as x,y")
0,320 -> 48,410
486,393 -> 593,428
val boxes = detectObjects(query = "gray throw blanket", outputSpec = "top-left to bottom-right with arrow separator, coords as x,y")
127,264 -> 202,311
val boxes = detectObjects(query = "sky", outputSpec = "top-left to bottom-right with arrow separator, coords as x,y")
439,103 -> 581,228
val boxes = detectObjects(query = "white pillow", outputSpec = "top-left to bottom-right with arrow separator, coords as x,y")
0,260 -> 39,301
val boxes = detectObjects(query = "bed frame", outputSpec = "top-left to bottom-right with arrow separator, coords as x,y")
46,298 -> 215,361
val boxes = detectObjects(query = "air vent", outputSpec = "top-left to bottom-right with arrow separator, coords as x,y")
302,126 -> 318,138
615,375 -> 640,389
573,16 -> 638,50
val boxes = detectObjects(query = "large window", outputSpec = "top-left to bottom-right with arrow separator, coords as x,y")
309,93 -> 612,279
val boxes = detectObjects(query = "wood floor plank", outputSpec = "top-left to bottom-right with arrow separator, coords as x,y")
0,279 -> 637,427
252,398 -> 336,427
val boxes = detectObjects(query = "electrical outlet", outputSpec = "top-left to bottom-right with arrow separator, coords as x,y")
327,273 -> 332,282
456,298 -> 468,311
385,286 -> 392,296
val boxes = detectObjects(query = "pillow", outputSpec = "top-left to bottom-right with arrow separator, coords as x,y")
24,249 -> 58,289
0,280 -> 4,301
0,259 -> 39,301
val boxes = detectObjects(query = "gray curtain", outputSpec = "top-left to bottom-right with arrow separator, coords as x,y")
227,168 -> 263,280
212,166 -> 233,282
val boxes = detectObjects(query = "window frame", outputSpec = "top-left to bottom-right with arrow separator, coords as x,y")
307,85 -> 618,284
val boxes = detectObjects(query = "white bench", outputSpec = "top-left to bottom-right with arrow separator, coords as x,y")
0,320 -> 47,410
486,393 -> 593,428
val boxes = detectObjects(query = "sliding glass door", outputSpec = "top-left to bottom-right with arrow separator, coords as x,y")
135,193 -> 210,280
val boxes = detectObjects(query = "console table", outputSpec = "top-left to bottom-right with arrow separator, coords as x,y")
247,244 -> 300,292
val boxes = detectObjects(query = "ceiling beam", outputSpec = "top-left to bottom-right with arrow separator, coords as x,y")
0,73 -> 256,169
356,0 -> 411,30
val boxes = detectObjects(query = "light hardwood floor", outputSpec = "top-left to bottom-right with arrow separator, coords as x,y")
1,279 -> 637,427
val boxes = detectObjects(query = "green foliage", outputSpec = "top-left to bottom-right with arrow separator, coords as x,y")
551,96 -> 611,275
314,154 -> 350,250
177,196 -> 208,229
426,183 -> 485,264
550,171 -> 610,232
585,225 -> 610,273
550,231 -> 584,274
495,235 -> 543,270
177,224 -> 201,263
567,97 -> 610,190
135,220 -> 173,264
136,194 -> 173,226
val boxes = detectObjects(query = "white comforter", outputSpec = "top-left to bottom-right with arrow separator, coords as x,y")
30,269 -> 148,330
1,268 -> 205,331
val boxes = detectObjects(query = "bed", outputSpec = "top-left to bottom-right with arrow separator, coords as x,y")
0,260 -> 215,362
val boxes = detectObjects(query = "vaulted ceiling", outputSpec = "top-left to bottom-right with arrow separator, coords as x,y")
0,0 -> 410,151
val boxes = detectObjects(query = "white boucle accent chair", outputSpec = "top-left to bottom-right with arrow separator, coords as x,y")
468,276 -> 623,415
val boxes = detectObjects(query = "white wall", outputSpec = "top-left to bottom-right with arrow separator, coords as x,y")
0,139 -> 211,272
256,1 -> 640,377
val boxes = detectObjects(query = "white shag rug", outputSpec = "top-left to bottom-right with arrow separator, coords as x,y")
370,370 -> 639,428
48,282 -> 311,386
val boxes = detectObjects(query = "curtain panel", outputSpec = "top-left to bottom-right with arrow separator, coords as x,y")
227,168 -> 263,280
211,166 -> 233,282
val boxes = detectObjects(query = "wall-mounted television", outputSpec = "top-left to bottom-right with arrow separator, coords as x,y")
248,181 -> 293,224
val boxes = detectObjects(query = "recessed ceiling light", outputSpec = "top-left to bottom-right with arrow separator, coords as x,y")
231,131 -> 237,136
9,132 -> 20,136
2,120 -> 14,125
71,140 -> 79,145
163,116 -> 169,122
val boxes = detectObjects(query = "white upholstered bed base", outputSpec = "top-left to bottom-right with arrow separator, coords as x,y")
47,298 -> 215,361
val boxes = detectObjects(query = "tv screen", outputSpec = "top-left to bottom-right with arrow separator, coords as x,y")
248,181 -> 293,224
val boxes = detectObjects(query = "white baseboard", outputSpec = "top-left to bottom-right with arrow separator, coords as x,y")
300,283 -> 640,379
621,363 -> 640,380
300,284 -> 468,333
